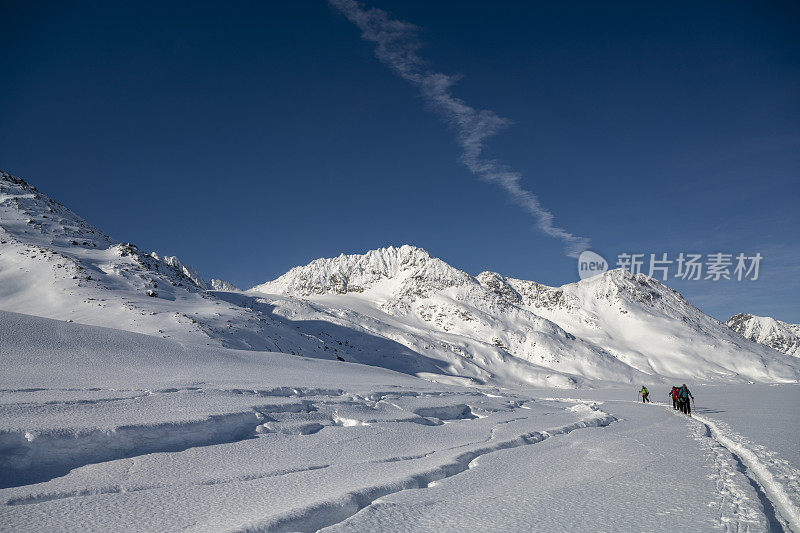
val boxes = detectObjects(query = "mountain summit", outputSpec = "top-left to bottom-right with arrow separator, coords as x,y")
253,245 -> 474,300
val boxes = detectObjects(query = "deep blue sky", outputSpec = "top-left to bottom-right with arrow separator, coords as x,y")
2,1 -> 798,322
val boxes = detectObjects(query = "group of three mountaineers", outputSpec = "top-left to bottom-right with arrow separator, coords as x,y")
670,384 -> 695,416
638,384 -> 695,416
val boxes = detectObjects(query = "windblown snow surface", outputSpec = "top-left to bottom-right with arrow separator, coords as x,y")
2,172 -> 800,531
1,312 -> 799,532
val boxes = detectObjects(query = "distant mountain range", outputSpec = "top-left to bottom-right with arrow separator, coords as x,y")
726,313 -> 800,357
1,170 -> 798,387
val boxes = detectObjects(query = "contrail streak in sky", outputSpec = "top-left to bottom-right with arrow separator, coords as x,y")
329,0 -> 590,257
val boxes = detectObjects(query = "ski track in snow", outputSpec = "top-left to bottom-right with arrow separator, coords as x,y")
642,400 -> 800,533
690,411 -> 800,532
542,398 -> 799,533
544,396 -> 800,532
688,414 -> 770,532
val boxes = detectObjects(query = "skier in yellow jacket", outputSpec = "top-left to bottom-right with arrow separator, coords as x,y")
639,386 -> 650,403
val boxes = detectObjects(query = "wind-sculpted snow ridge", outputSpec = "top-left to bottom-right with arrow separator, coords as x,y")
727,313 -> 800,358
0,407 -> 262,489
237,407 -> 617,533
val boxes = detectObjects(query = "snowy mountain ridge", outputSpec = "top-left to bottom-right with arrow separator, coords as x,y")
726,313 -> 800,357
254,244 -> 694,318
2,170 -> 799,387
252,245 -> 799,385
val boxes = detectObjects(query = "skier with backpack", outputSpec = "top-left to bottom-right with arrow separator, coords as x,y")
677,384 -> 694,415
639,385 -> 650,403
670,386 -> 680,410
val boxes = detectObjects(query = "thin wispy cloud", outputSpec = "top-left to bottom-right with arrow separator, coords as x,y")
329,0 -> 590,257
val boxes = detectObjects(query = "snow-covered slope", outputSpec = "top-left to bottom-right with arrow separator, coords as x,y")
10,309 -> 796,532
505,271 -> 798,382
0,171 -> 275,350
726,313 -> 800,357
253,246 -> 800,384
0,172 -> 422,364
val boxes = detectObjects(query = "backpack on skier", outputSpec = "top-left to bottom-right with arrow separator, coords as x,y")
678,384 -> 694,416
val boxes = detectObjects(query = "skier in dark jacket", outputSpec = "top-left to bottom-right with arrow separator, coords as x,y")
678,384 -> 694,415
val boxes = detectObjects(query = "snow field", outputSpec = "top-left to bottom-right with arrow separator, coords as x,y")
1,312 -> 799,531
322,398 -> 768,532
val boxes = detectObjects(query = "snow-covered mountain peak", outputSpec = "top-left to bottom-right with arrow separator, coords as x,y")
249,248 -> 800,384
492,269 -> 687,319
572,268 -> 662,296
251,245 -> 476,298
1,171 -> 214,292
726,313 -> 800,357
559,269 -> 696,316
